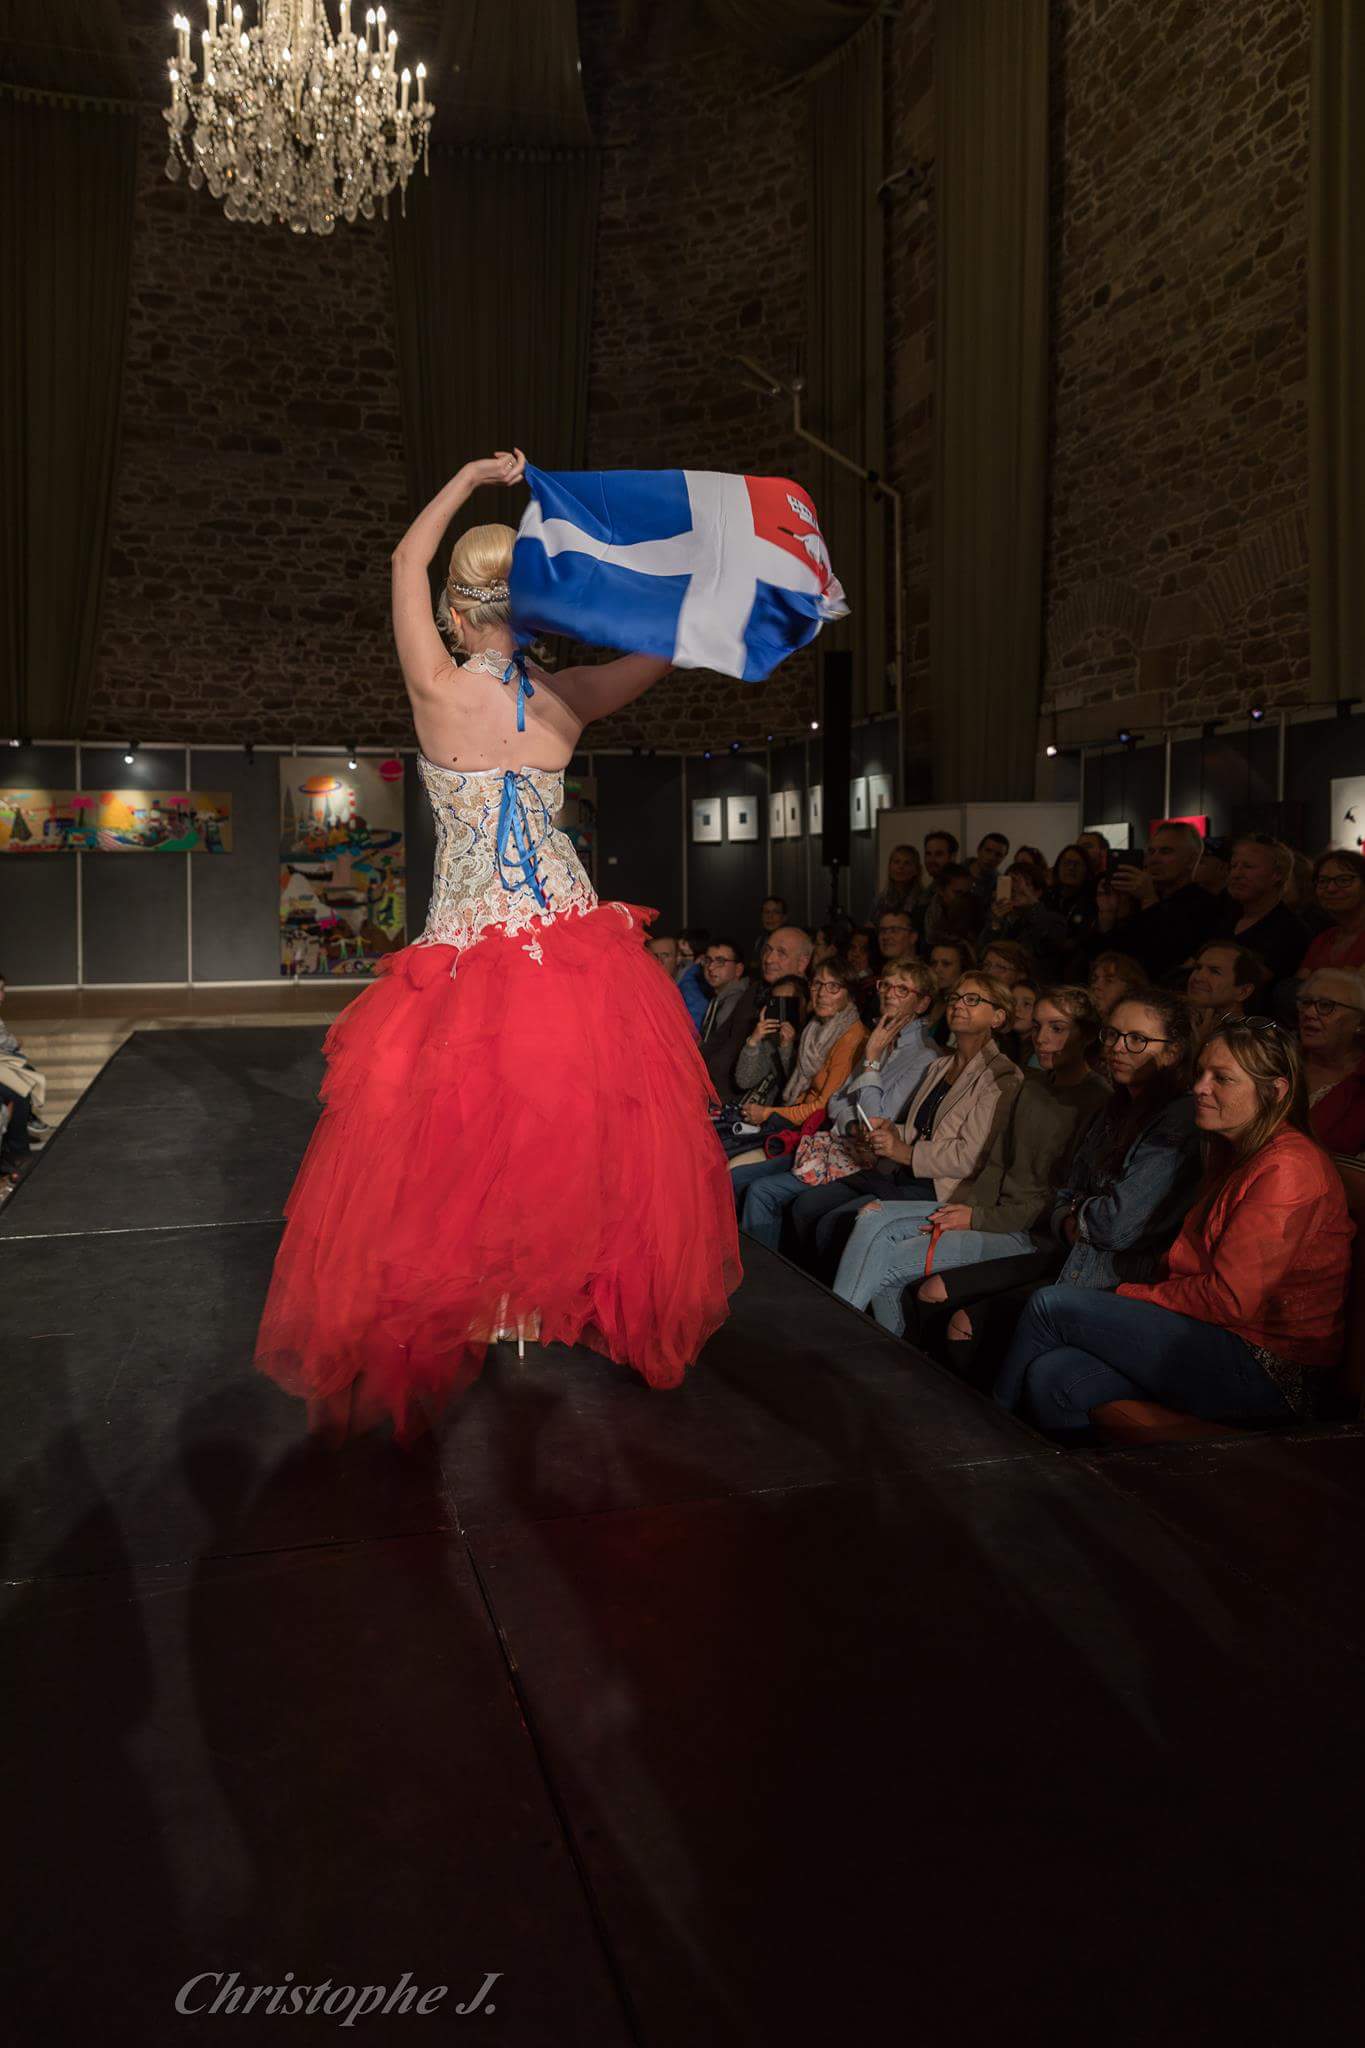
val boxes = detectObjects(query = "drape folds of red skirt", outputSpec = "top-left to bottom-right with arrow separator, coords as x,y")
253,903 -> 742,1443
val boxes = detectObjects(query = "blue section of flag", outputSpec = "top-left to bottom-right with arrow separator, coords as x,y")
525,466 -> 694,546
511,534 -> 690,660
741,579 -> 828,681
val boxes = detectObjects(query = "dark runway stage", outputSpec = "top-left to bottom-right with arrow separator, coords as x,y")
4,1027 -> 1364,2046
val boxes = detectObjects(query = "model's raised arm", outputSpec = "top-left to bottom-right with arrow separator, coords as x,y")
391,449 -> 525,568
390,450 -> 525,695
550,655 -> 674,725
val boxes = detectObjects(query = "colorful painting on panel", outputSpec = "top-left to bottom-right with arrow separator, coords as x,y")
0,789 -> 233,851
279,756 -> 406,976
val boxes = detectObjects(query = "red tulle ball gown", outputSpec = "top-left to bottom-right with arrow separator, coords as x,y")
253,748 -> 742,1442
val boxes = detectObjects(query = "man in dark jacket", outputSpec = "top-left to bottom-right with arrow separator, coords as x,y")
1097,821 -> 1222,980
702,926 -> 813,1099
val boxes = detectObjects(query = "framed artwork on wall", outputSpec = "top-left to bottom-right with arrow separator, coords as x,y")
1083,820 -> 1131,850
726,794 -> 758,842
850,777 -> 870,832
768,791 -> 787,840
809,784 -> 823,833
782,790 -> 802,839
1331,777 -> 1365,856
868,773 -> 893,822
691,797 -> 722,843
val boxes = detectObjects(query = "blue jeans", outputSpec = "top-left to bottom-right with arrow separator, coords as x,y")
832,1201 -> 1037,1337
730,1153 -> 795,1217
993,1285 -> 1294,1435
740,1165 -> 810,1246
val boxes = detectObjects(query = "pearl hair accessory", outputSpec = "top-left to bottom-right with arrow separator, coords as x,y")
450,578 -> 509,604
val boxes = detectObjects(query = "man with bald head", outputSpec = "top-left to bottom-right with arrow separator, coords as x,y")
704,924 -> 814,1100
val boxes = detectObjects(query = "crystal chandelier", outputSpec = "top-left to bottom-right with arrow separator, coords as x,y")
163,2 -> 436,234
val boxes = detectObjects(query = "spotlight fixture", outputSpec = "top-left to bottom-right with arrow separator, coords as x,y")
1250,706 -> 1266,722
1045,743 -> 1058,758
703,748 -> 712,761
1117,728 -> 1142,748
766,732 -> 774,743
123,740 -> 139,766
22,735 -> 32,748
729,739 -> 741,753
346,740 -> 358,770
6,737 -> 20,749
810,719 -> 820,732
244,740 -> 256,766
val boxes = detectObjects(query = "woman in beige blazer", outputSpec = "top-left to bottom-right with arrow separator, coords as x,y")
785,972 -> 1021,1274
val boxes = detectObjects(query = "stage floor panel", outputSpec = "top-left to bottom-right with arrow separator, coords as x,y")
4,1027 -> 1363,2045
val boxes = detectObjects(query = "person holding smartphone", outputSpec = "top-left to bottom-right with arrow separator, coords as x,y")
1094,821 -> 1222,980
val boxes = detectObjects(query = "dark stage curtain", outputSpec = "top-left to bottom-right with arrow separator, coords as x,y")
0,84 -> 138,740
387,0 -> 598,565
1309,0 -> 1364,703
930,0 -> 1049,801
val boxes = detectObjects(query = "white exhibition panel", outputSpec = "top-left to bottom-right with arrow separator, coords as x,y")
877,801 -> 1082,880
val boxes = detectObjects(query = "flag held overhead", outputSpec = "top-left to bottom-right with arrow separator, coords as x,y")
510,465 -> 848,681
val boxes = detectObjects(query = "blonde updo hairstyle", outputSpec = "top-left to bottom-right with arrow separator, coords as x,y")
437,522 -> 516,641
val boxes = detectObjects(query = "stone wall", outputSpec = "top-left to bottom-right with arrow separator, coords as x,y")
87,113 -> 410,749
1043,0 -> 1312,735
81,0 -> 1316,762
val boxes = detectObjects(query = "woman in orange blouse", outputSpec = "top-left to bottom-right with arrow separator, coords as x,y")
995,1019 -> 1353,1434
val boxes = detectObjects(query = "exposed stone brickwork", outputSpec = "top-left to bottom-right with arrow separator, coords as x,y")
1043,0 -> 1312,732
574,0 -> 816,753
86,111 -> 411,749
82,0 -> 1314,763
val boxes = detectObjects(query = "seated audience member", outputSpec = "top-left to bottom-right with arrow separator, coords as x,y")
915,987 -> 1202,1377
812,917 -> 854,967
869,844 -> 925,926
749,894 -> 788,969
926,936 -> 976,1041
994,1020 -> 1353,1434
1194,835 -> 1233,897
1045,844 -> 1099,968
1215,834 -> 1308,983
0,970 -> 51,1181
730,964 -> 863,1189
874,907 -> 917,970
731,974 -> 810,1109
714,925 -> 816,1094
675,927 -> 712,1030
697,938 -> 751,1097
646,933 -> 680,976
1184,941 -> 1264,1046
1076,831 -> 1111,881
1300,850 -> 1365,976
1285,849 -> 1332,935
1298,968 -> 1365,1154
1015,844 -> 1051,885
1088,949 -> 1147,1019
979,939 -> 1035,992
832,987 -> 1111,1333
845,924 -> 879,1022
967,831 -> 1011,911
1097,820 -> 1222,979
981,863 -> 1069,979
1006,978 -> 1041,1068
917,861 -> 986,949
736,962 -> 930,1228
783,973 -> 1022,1277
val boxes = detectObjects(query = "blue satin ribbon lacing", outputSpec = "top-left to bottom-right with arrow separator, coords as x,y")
495,769 -> 551,910
499,647 -> 535,733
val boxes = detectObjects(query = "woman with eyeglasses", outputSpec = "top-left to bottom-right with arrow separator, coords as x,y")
1300,850 -> 1365,977
995,1019 -> 1353,1436
782,972 -> 1023,1279
904,987 -> 1204,1385
831,986 -> 1111,1333
728,960 -> 867,1205
739,960 -> 941,1246
1298,968 -> 1365,1154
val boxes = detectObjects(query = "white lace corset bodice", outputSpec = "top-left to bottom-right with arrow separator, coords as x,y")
411,756 -> 598,967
